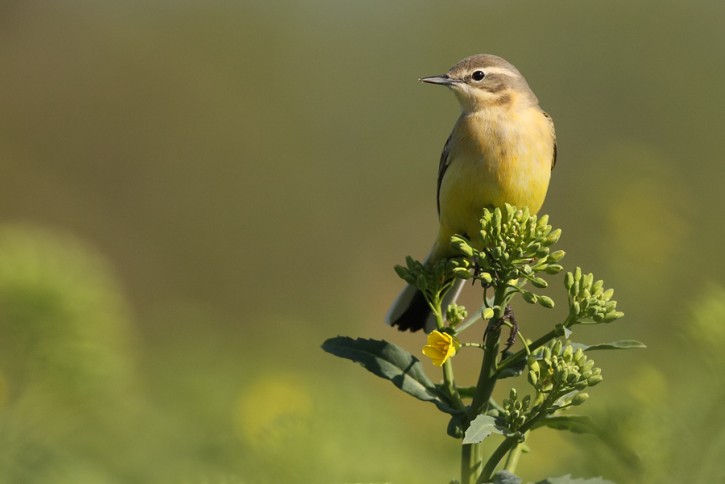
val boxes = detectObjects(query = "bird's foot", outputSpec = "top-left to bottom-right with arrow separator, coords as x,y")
501,305 -> 519,354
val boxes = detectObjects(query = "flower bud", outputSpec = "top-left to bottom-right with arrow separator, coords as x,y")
479,272 -> 493,284
544,264 -> 564,274
559,367 -> 570,382
538,296 -> 555,308
582,273 -> 593,290
531,277 -> 548,288
415,275 -> 427,291
587,374 -> 603,386
549,250 -> 566,262
552,340 -> 563,355
604,302 -> 618,313
546,229 -> 562,244
446,304 -> 467,325
571,393 -> 589,406
450,236 -> 474,258
562,345 -> 573,360
452,267 -> 472,279
601,311 -> 624,323
565,272 -> 574,289
572,301 -> 581,315
394,265 -> 416,284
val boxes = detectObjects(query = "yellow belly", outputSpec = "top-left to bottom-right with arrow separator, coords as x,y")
434,106 -> 554,258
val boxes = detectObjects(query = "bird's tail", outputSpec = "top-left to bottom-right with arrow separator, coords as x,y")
385,277 -> 465,332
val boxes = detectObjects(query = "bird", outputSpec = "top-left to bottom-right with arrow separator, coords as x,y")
386,53 -> 557,332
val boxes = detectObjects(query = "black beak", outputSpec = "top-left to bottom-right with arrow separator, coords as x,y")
419,75 -> 456,85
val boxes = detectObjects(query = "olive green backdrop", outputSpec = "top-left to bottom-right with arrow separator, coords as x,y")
1,1 -> 723,482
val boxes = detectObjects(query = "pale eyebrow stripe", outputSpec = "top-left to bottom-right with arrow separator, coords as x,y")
479,67 -> 518,77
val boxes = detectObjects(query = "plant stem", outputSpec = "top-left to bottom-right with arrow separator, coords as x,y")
469,324 -> 501,417
478,435 -> 519,483
461,443 -> 481,484
463,342 -> 484,349
459,287 -> 508,484
503,436 -> 526,473
469,286 -> 509,418
443,359 -> 464,410
433,300 -> 465,411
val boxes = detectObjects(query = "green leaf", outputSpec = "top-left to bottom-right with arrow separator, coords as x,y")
462,414 -> 504,444
532,415 -> 599,435
571,340 -> 647,352
536,475 -> 615,484
492,470 -> 523,484
447,413 -> 466,439
321,337 -> 459,414
535,415 -> 640,469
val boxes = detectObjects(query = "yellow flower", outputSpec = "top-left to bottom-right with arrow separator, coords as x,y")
422,330 -> 461,366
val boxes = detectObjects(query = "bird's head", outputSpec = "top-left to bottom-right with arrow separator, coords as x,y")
420,54 -> 538,112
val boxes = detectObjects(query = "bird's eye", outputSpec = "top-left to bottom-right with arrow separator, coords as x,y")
471,70 -> 486,81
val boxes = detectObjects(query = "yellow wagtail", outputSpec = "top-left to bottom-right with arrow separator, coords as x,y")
386,54 -> 557,332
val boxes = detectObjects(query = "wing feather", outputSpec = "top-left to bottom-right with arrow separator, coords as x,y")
543,111 -> 557,170
436,133 -> 454,215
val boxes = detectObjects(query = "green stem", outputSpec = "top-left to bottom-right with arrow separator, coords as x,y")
469,287 -> 510,418
442,360 -> 464,410
478,435 -> 519,483
469,324 -> 501,417
431,300 -> 445,331
431,301 -> 465,410
503,435 -> 526,473
461,443 -> 481,484
462,342 -> 484,349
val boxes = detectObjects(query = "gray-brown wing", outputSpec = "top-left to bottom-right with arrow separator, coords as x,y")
436,133 -> 454,215
543,111 -> 557,170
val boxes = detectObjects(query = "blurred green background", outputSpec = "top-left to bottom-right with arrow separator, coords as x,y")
1,1 -> 724,482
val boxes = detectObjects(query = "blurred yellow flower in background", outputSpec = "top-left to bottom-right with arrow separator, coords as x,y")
236,374 -> 313,451
422,330 -> 460,366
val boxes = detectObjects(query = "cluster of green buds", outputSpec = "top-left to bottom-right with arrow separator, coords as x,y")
448,205 -> 565,292
501,388 -> 531,434
394,256 -> 467,304
445,303 -> 468,327
528,339 -> 602,408
565,267 -> 624,325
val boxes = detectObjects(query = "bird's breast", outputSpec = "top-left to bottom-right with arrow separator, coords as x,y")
438,106 -> 553,240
